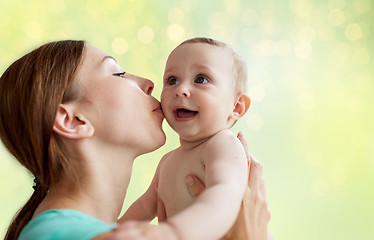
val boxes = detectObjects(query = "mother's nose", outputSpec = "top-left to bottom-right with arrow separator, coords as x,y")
137,77 -> 154,95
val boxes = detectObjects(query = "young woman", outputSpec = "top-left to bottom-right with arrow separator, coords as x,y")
0,40 -> 271,240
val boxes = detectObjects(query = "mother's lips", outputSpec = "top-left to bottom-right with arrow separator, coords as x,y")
153,106 -> 164,116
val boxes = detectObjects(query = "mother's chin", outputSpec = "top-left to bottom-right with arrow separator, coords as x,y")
135,129 -> 166,157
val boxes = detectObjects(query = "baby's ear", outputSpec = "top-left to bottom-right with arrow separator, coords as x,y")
231,94 -> 251,120
53,103 -> 94,139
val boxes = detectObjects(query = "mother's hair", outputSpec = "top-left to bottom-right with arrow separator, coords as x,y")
0,40 -> 85,239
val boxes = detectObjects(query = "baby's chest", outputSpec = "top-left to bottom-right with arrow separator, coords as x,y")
157,152 -> 206,216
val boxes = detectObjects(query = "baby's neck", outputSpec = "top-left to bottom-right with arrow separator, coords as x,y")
179,137 -> 211,150
179,129 -> 229,150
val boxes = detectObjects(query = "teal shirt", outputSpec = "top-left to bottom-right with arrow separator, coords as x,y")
18,209 -> 117,240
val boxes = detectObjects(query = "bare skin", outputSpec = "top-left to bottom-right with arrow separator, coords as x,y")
94,132 -> 273,240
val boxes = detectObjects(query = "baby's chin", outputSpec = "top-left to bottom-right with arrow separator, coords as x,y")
175,129 -> 216,143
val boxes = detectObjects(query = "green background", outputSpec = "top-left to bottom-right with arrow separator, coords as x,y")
0,0 -> 373,239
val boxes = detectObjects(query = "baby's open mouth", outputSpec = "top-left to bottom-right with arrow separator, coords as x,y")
174,108 -> 198,119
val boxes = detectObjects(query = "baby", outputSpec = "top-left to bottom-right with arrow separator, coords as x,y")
123,37 -> 251,240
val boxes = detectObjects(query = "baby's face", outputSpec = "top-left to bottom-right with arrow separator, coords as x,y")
161,42 -> 238,141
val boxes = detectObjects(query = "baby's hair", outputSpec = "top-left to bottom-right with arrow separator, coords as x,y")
179,37 -> 248,94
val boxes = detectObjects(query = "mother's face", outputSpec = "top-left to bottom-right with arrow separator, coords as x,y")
74,45 -> 166,155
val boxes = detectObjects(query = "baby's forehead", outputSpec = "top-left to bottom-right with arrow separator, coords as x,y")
176,42 -> 230,53
172,43 -> 235,64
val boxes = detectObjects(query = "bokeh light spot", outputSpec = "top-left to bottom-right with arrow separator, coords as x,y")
246,113 -> 263,131
328,0 -> 346,10
294,42 -> 312,59
111,37 -> 129,55
294,10 -> 312,26
224,0 -> 240,13
352,48 -> 370,65
241,8 -> 258,26
240,28 -> 258,44
328,9 -> 346,26
259,17 -> 281,36
249,86 -> 266,102
317,25 -> 336,42
84,0 -> 104,16
120,11 -> 136,29
167,24 -> 185,41
168,8 -> 184,24
209,25 -> 227,41
48,0 -> 65,13
275,40 -> 292,56
103,0 -> 119,11
353,0 -> 372,14
256,40 -> 275,56
332,43 -> 352,61
298,26 -> 317,42
137,26 -> 154,44
345,23 -> 363,41
290,0 -> 315,14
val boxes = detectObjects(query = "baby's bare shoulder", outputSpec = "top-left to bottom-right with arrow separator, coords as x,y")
201,130 -> 244,161
160,148 -> 178,161
205,129 -> 238,147
158,148 -> 187,170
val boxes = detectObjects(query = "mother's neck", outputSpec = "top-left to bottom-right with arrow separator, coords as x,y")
35,142 -> 136,223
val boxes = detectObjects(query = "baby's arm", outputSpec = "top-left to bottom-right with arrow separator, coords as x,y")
118,160 -> 162,223
168,130 -> 248,240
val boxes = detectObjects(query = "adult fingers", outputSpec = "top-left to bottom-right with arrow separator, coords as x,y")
251,155 -> 267,199
237,131 -> 251,168
185,174 -> 205,198
157,196 -> 167,222
251,156 -> 270,222
248,154 -> 263,190
260,177 -> 267,199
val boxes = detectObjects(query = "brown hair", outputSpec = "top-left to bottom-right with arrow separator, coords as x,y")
179,37 -> 248,94
0,40 -> 86,239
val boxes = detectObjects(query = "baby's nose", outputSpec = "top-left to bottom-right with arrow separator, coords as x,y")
175,86 -> 190,98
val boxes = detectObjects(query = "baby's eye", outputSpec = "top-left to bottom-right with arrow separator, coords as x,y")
113,71 -> 126,78
167,77 -> 179,85
194,75 -> 209,84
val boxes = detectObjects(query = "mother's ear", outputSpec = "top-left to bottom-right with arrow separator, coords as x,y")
53,104 -> 94,139
231,94 -> 251,120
